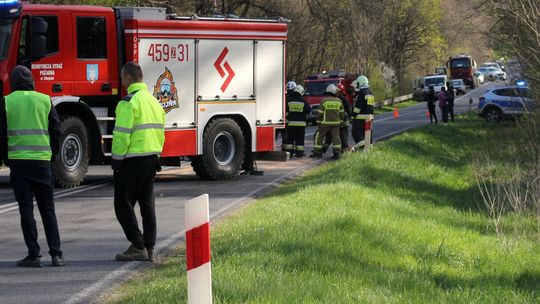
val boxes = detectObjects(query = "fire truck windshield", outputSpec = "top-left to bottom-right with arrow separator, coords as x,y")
0,18 -> 13,60
451,58 -> 471,68
305,80 -> 339,96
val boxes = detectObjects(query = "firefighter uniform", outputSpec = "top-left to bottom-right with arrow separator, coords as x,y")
324,94 -> 351,152
112,82 -> 165,256
284,89 -> 310,158
0,66 -> 63,266
352,87 -> 375,144
312,91 -> 344,159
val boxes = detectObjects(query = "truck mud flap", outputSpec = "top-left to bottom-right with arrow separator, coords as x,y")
255,151 -> 288,162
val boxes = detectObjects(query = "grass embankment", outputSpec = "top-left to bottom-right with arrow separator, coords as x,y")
110,115 -> 540,304
374,100 -> 419,115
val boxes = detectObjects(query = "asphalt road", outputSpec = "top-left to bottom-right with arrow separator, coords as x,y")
0,82 -> 497,304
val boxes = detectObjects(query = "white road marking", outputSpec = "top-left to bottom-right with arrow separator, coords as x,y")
61,159 -> 323,304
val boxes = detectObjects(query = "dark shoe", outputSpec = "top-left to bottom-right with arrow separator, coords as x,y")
295,152 -> 305,158
147,248 -> 154,262
52,255 -> 66,267
332,153 -> 342,160
115,245 -> 148,261
309,152 -> 322,158
17,255 -> 41,267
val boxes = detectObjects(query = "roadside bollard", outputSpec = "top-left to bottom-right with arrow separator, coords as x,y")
352,114 -> 374,152
185,194 -> 212,304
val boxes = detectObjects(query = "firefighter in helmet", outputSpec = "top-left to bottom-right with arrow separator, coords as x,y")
284,85 -> 310,158
278,81 -> 298,151
351,75 -> 375,144
310,84 -> 344,159
322,83 -> 351,153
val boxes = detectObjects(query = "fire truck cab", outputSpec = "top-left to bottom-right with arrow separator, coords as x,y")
0,1 -> 287,187
303,71 -> 356,124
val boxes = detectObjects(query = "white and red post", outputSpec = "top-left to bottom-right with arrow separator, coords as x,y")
352,114 -> 374,152
363,114 -> 374,152
185,194 -> 212,304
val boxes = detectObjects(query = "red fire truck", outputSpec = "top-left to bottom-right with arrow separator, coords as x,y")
447,55 -> 477,88
0,1 -> 288,187
303,71 -> 356,124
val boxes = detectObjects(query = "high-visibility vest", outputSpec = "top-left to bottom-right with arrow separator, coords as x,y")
112,83 -> 165,160
316,97 -> 344,126
5,90 -> 52,161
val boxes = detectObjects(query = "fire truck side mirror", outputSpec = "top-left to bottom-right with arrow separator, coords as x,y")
28,16 -> 47,61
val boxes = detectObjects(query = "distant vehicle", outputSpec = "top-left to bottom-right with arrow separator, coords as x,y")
435,67 -> 448,75
423,75 -> 447,93
477,67 -> 506,81
477,86 -> 535,122
412,78 -> 425,101
451,79 -> 466,95
447,55 -> 477,88
474,71 -> 485,84
303,70 -> 356,124
481,62 -> 500,69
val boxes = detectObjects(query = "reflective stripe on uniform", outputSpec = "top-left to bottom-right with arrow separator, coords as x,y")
8,129 -> 49,136
8,145 -> 51,152
353,107 -> 361,113
113,126 -> 132,133
133,123 -> 164,131
288,101 -> 305,112
287,121 -> 307,127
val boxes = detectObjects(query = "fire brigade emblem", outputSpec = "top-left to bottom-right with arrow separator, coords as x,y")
153,67 -> 179,113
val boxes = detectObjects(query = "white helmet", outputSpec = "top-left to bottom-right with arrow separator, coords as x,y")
325,84 -> 338,95
356,75 -> 369,87
293,85 -> 305,95
286,81 -> 297,91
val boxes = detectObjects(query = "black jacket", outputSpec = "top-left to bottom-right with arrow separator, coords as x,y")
286,91 -> 311,125
353,87 -> 374,116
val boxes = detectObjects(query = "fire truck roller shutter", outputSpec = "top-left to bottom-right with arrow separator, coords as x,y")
191,118 -> 246,180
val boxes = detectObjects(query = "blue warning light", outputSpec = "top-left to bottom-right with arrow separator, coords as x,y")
0,0 -> 18,5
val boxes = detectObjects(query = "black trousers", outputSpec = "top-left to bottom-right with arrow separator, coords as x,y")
284,126 -> 306,155
447,102 -> 455,122
10,160 -> 62,258
440,105 -> 448,123
114,155 -> 158,250
352,119 -> 366,143
428,104 -> 438,123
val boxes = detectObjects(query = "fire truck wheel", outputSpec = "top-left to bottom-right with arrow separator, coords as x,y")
52,116 -> 90,188
198,118 -> 246,180
190,156 -> 212,180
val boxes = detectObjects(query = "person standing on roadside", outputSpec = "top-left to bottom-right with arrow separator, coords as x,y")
310,84 -> 344,159
0,66 -> 65,267
284,85 -> 310,158
425,85 -> 438,124
322,84 -> 351,153
351,75 -> 375,144
438,86 -> 448,123
446,85 -> 455,122
112,62 -> 165,262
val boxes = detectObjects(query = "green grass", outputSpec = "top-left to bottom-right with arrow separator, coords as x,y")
109,115 -> 540,304
374,100 -> 419,115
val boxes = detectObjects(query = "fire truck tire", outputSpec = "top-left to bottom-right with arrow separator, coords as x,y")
190,156 -> 212,180
197,118 -> 246,180
52,116 -> 90,188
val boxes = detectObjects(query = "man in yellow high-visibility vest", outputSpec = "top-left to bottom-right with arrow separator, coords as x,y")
0,65 -> 64,267
112,62 -> 165,262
